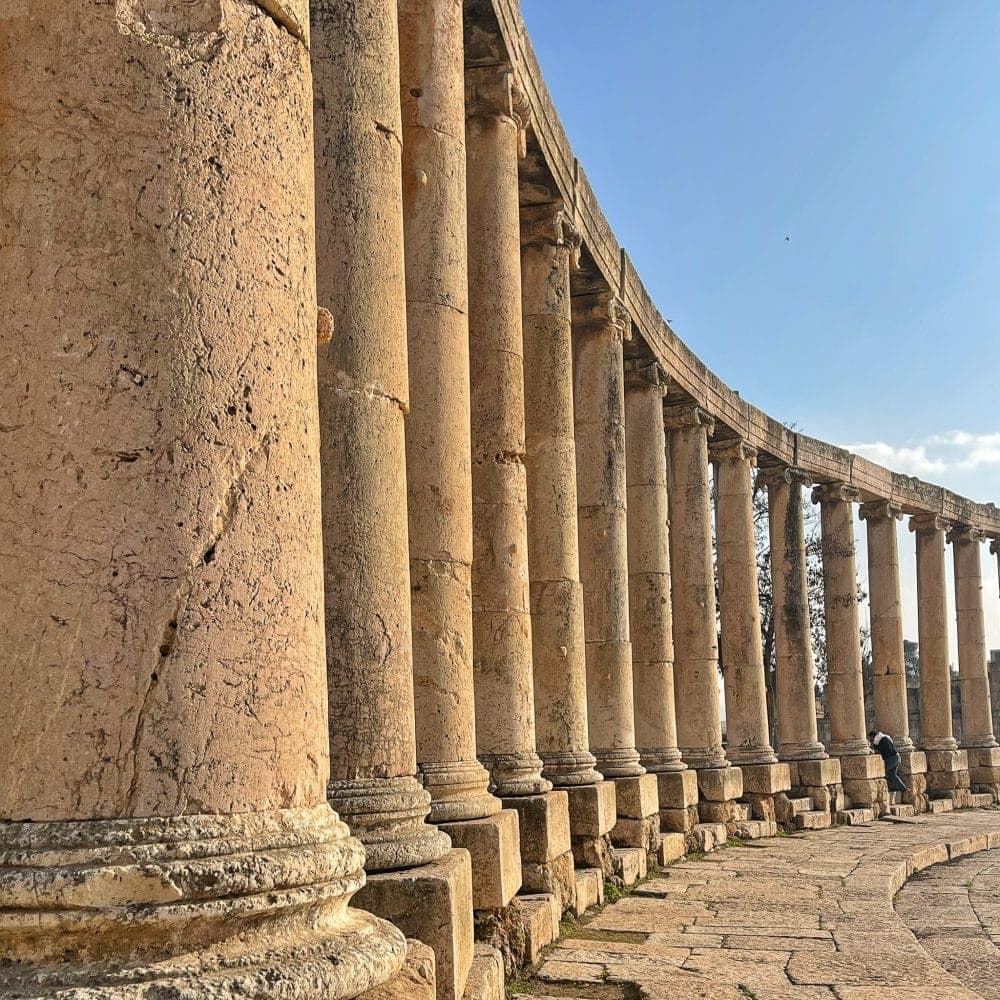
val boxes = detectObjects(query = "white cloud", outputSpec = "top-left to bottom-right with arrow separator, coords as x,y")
843,432 -> 1000,478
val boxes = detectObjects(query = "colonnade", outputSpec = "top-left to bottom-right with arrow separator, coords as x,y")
3,2 -> 1000,999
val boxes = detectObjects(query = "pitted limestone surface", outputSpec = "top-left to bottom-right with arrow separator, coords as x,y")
520,811 -> 1000,999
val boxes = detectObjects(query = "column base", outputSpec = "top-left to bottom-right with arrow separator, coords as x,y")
838,753 -> 889,816
327,774 -> 451,873
358,940 -> 436,1000
657,769 -> 699,837
592,746 -> 645,779
922,737 -> 960,752
0,805 -> 407,999
479,752 -> 552,797
925,749 -> 971,796
420,759 -> 503,824
827,738 -> 872,756
778,741 -> 829,761
736,762 -> 791,827
638,746 -> 686,772
696,766 -> 744,835
501,790 -> 575,913
540,749 -> 604,787
439,810 -> 522,911
610,773 -> 661,859
679,744 -> 729,769
355,848 -> 474,1000
726,746 -> 779,767
565,779 -> 616,875
899,750 -> 929,813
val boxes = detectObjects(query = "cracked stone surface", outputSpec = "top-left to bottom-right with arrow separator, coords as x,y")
524,810 -> 1000,999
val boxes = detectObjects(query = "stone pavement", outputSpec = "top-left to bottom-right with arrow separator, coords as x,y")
519,809 -> 1000,999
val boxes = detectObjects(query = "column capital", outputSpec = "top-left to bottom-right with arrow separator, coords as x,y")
465,63 -> 530,143
909,513 -> 951,534
662,402 -> 715,436
811,481 -> 860,506
758,464 -> 812,488
571,290 -> 632,341
947,524 -> 986,544
623,357 -> 669,394
520,202 -> 581,266
991,538 -> 1000,556
708,437 -> 757,465
858,500 -> 903,523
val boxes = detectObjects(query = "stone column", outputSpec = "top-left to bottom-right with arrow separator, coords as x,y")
948,525 -> 1000,795
314,0 -> 450,876
858,502 -> 913,750
813,484 -> 886,813
710,440 -> 789,813
0,3 -> 405,995
664,406 -> 744,823
624,362 -> 699,839
910,515 -> 969,799
574,293 -> 660,856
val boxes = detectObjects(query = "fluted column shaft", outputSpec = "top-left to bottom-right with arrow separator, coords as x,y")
573,292 -> 644,778
859,502 -> 913,750
466,66 -> 549,796
521,204 -> 601,787
711,440 -> 777,765
762,467 -> 826,760
812,483 -> 869,756
664,406 -> 727,769
949,526 -> 997,748
624,362 -> 684,772
314,0 -> 449,870
910,515 -> 958,751
399,0 -> 498,823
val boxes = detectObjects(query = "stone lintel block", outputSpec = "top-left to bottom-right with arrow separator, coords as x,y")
838,754 -> 884,780
898,750 -> 928,775
565,780 -> 616,838
739,762 -> 791,795
926,749 -> 970,773
613,773 -> 659,819
969,766 -> 1000,787
521,850 -> 575,915
500,791 -> 571,863
926,768 -> 971,792
439,810 -> 521,911
358,939 -> 436,1000
356,850 -> 472,1000
659,805 -> 698,833
657,831 -> 687,865
966,746 -> 1000,768
462,944 -> 504,1000
790,757 -> 841,787
697,765 -> 743,802
610,814 -> 661,853
655,768 -> 699,809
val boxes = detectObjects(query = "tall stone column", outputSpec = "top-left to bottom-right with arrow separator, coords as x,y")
910,515 -> 969,800
574,293 -> 660,855
813,484 -> 886,813
624,363 -> 699,839
858,502 -> 913,750
664,406 -> 743,824
0,3 -> 405,995
710,440 -> 789,812
948,526 -> 1000,796
313,0 -> 450,876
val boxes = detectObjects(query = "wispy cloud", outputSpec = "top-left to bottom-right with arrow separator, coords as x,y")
843,432 -> 1000,478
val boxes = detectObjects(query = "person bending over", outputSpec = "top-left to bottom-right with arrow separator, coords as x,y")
869,728 -> 907,806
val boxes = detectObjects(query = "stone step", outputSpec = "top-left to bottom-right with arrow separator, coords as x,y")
732,819 -> 777,839
836,808 -> 875,825
518,893 -> 560,966
789,796 -> 815,815
795,809 -> 832,831
929,797 -> 955,814
732,802 -> 752,822
887,804 -> 916,818
657,831 -> 687,866
572,867 -> 603,916
463,945 -> 504,1000
611,846 -> 646,886
969,792 -> 995,809
691,822 -> 728,853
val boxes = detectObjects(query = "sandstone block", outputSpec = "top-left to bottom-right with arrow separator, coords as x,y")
966,746 -> 1000,767
655,768 -> 699,809
698,800 -> 737,824
573,868 -> 604,916
462,945 -> 504,1000
733,819 -> 777,839
970,791 -> 997,806
659,805 -> 698,833
696,765 -> 743,802
928,797 -> 954,813
969,766 -> 1000,787
611,846 -> 646,885
838,754 -> 884,780
746,793 -> 778,822
836,807 -> 874,825
739,762 -> 791,795
843,777 -> 889,811
521,851 -> 575,915
518,894 -> 560,966
565,780 -> 616,838
356,849 -> 473,1000
790,757 -> 842,786
657,832 -> 687,865
910,843 -> 949,870
795,810 -> 831,831
898,750 -> 928,775
358,939 -> 436,1000
440,810 -> 521,910
926,768 -> 971,792
691,822 -> 728,852
926,749 -> 969,772
501,791 -> 571,863
613,773 -> 659,818
571,833 -> 612,875
611,814 -> 661,854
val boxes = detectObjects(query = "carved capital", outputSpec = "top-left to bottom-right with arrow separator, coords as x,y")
758,464 -> 812,489
520,202 -> 582,268
465,64 -> 531,149
572,291 -> 632,341
858,500 -> 903,523
909,513 -> 950,534
947,524 -> 986,545
663,403 -> 715,437
624,357 -> 669,394
811,481 -> 861,506
708,437 -> 757,466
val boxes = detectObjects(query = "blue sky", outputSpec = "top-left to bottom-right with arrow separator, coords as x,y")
521,2 -> 1000,655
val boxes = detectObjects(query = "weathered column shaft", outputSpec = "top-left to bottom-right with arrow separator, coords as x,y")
0,2 -> 404,994
466,65 -> 548,796
399,0 -> 498,824
812,483 -> 869,757
762,467 -> 826,760
624,361 -> 684,773
911,515 -> 958,752
314,0 -> 449,871
573,292 -> 644,779
521,203 -> 601,788
859,502 -> 913,751
711,440 -> 777,766
664,406 -> 727,769
949,526 -> 996,748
